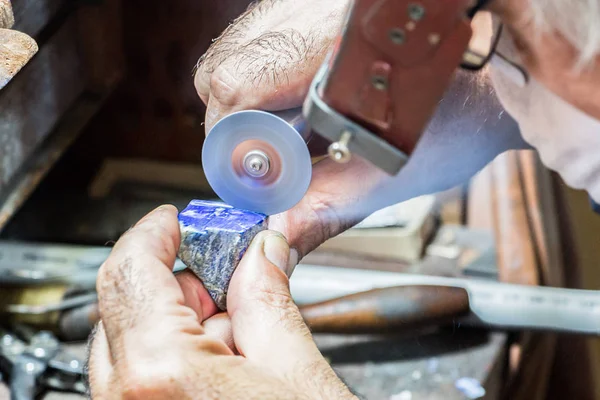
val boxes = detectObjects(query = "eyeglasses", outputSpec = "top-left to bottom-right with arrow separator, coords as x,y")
460,11 -> 530,84
461,11 -> 502,70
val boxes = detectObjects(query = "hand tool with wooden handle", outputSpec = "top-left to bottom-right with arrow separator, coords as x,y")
292,265 -> 600,336
301,285 -> 469,334
57,285 -> 469,340
6,242 -> 600,338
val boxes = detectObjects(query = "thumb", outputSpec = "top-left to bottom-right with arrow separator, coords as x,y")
226,231 -> 324,374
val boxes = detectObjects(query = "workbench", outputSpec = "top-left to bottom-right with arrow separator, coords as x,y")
0,0 -> 596,399
0,331 -> 505,400
0,149 -> 569,400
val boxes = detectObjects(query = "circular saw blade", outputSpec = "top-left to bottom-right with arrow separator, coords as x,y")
202,110 -> 312,215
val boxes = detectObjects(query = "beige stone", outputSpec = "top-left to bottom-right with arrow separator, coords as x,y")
0,0 -> 13,29
0,28 -> 38,89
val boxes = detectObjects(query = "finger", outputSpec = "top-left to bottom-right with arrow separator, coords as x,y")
194,1 -> 347,133
202,313 -> 235,352
227,231 -> 324,374
96,205 -> 197,352
193,2 -> 259,105
269,156 -> 391,259
227,231 -> 352,397
175,270 -> 219,322
198,38 -> 322,133
86,322 -> 112,399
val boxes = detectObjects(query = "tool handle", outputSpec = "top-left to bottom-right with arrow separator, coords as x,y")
59,302 -> 101,341
300,285 -> 469,334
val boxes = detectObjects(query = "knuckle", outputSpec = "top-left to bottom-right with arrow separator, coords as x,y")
96,260 -> 115,295
119,364 -> 183,400
95,263 -> 120,316
282,195 -> 341,257
96,257 -> 132,296
305,193 -> 354,246
209,66 -> 241,107
194,67 -> 210,101
252,285 -> 295,310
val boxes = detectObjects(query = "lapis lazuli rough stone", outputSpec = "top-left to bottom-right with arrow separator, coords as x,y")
177,200 -> 268,310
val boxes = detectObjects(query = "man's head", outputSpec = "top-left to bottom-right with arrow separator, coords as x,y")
490,0 -> 600,119
488,0 -> 600,202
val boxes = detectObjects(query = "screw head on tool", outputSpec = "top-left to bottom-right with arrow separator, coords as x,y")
372,75 -> 389,91
408,3 -> 425,20
389,28 -> 406,45
243,150 -> 270,178
328,131 -> 353,164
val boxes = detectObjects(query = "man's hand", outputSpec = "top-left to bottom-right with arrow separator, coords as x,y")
87,205 -> 355,400
195,0 -> 527,262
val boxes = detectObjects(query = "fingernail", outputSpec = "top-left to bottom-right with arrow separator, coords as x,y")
263,234 -> 290,273
135,205 -> 166,226
151,204 -> 175,215
287,248 -> 299,277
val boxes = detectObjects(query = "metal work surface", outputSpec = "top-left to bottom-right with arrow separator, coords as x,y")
0,330 -> 504,400
318,331 -> 504,399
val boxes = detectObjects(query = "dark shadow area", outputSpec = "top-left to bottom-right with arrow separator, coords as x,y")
322,327 -> 492,365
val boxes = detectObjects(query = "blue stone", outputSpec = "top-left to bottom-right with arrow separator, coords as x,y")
177,200 -> 268,310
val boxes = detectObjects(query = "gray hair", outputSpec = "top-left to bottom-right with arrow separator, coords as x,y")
530,0 -> 600,65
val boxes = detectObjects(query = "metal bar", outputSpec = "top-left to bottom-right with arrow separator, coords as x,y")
291,265 -> 600,335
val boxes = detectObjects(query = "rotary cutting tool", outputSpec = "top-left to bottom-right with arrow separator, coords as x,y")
202,0 -> 496,214
202,109 -> 312,215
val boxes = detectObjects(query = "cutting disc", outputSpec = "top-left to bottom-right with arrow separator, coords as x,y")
202,110 -> 312,215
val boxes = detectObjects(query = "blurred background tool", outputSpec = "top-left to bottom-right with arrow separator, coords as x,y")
49,262 -> 600,339
0,240 -> 109,341
292,266 -> 600,336
0,241 -> 185,341
0,326 -> 85,400
301,286 -> 470,334
0,285 -> 97,337
48,284 -> 471,341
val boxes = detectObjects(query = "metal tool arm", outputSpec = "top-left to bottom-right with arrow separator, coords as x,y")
304,0 -> 492,174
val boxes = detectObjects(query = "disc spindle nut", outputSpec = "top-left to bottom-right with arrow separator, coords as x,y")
243,150 -> 270,178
